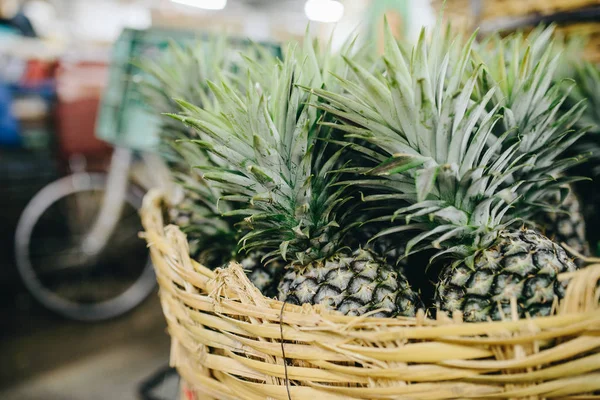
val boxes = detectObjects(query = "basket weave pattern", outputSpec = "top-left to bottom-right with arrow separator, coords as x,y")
432,0 -> 599,21
432,0 -> 600,63
479,0 -> 598,20
554,22 -> 600,63
142,190 -> 600,399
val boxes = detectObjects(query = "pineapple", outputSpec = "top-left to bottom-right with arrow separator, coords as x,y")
278,249 -> 419,317
171,37 -> 421,317
530,30 -> 600,259
535,188 -> 589,259
565,61 -> 600,145
352,222 -> 408,267
565,61 -> 600,257
473,27 -> 590,263
311,20 -> 581,321
561,59 -> 600,242
138,38 -> 231,235
435,228 -> 575,321
138,38 -> 284,293
241,252 -> 285,298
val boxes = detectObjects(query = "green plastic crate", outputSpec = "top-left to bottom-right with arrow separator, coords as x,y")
96,28 -> 281,152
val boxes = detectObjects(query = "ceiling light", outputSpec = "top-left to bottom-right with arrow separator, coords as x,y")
170,0 -> 227,10
304,0 -> 344,23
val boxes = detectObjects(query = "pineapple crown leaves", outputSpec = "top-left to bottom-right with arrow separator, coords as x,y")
310,20 -> 542,255
473,27 -> 590,217
518,25 -> 596,131
566,61 -> 600,174
234,39 -> 281,90
135,36 -> 238,177
136,36 -> 233,118
544,31 -> 600,174
170,39 -> 359,265
474,27 -> 587,157
566,60 -> 600,136
137,35 -> 282,149
138,35 -> 283,248
135,37 -> 236,231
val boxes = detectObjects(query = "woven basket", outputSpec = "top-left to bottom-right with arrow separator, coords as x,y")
554,22 -> 600,63
141,189 -> 600,400
479,0 -> 598,20
432,0 -> 599,22
431,1 -> 600,63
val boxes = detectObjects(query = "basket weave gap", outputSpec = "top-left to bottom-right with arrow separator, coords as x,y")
435,317 -> 597,345
466,352 -> 600,383
311,359 -> 484,381
441,336 -> 600,370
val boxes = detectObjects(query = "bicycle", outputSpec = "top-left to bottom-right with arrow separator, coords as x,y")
14,144 -> 177,320
13,28 -> 182,321
14,27 -> 281,321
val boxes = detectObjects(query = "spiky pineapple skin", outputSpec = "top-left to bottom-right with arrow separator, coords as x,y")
278,249 -> 421,318
185,246 -> 283,297
169,209 -> 201,260
239,252 -> 284,298
436,229 -> 578,322
354,223 -> 408,271
168,193 -> 216,264
536,189 -> 589,265
168,193 -> 200,228
169,198 -> 283,296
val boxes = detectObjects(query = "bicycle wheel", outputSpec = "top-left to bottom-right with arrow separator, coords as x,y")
14,173 -> 156,321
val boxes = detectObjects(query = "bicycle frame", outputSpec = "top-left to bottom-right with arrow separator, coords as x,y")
80,147 -> 174,258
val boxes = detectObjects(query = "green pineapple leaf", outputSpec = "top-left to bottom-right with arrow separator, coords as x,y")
173,33 -> 362,264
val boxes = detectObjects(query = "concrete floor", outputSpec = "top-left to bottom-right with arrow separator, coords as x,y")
0,292 -> 173,400
0,331 -> 173,400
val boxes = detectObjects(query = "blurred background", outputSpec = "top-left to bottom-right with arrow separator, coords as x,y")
0,0 -> 597,399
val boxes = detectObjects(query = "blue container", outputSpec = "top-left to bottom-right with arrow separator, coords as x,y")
0,83 -> 20,146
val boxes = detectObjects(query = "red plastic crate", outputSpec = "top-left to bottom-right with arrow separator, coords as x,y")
54,61 -> 112,160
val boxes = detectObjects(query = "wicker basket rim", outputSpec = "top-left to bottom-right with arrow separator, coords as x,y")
142,188 -> 600,332
141,188 -> 600,399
